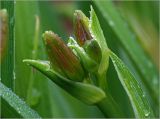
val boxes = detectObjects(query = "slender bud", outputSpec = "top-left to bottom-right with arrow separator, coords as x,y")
74,10 -> 102,65
84,40 -> 102,64
43,31 -> 85,82
74,10 -> 92,46
0,9 -> 8,61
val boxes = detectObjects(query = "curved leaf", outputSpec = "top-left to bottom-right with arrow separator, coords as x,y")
109,51 -> 154,118
0,82 -> 41,118
90,6 -> 109,91
23,59 -> 106,105
93,1 -> 158,105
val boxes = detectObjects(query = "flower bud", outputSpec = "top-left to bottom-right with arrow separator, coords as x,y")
74,10 -> 92,46
43,31 -> 85,82
84,40 -> 102,64
74,10 -> 102,65
0,9 -> 8,61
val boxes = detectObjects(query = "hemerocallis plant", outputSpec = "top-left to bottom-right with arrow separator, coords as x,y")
23,6 -> 154,118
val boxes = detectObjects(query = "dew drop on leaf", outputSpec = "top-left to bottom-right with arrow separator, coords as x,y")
144,111 -> 150,117
13,71 -> 16,80
142,94 -> 145,98
109,20 -> 114,27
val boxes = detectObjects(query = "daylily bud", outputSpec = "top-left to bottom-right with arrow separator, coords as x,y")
0,9 -> 8,61
43,31 -> 85,82
74,10 -> 92,46
84,40 -> 102,64
74,10 -> 102,65
68,37 -> 98,73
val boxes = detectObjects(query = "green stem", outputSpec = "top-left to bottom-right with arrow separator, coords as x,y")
95,72 -> 124,117
97,72 -> 107,91
97,93 -> 125,117
26,16 -> 40,104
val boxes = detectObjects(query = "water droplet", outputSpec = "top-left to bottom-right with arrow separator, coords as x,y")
142,94 -> 145,97
13,71 -> 16,80
145,111 -> 150,117
112,60 -> 115,63
109,20 -> 115,27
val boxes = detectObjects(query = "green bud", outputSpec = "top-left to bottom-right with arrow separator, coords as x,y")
43,31 -> 85,82
68,37 -> 98,73
84,40 -> 102,64
74,10 -> 92,46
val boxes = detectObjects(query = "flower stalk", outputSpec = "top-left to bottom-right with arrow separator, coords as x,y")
24,7 -> 126,118
73,9 -> 124,117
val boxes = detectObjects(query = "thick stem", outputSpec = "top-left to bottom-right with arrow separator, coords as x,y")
97,93 -> 125,117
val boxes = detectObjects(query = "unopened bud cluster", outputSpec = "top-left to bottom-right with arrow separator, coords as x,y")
43,10 -> 102,82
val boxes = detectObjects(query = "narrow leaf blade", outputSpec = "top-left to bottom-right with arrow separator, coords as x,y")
0,82 -> 41,118
93,1 -> 159,105
90,6 -> 108,51
109,51 -> 154,118
90,7 -> 110,90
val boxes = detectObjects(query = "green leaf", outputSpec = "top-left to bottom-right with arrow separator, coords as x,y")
90,6 -> 108,51
1,0 -> 14,90
1,1 -> 15,117
109,51 -> 154,118
0,82 -> 41,118
90,6 -> 110,91
23,59 -> 106,105
15,1 -> 80,117
93,1 -> 158,105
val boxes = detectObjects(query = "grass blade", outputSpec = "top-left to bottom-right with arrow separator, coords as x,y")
93,1 -> 158,106
0,82 -> 41,118
1,0 -> 14,90
90,6 -> 109,91
109,51 -> 154,118
1,1 -> 15,117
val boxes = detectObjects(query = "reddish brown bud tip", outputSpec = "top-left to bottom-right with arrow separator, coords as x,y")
0,9 -> 8,61
74,10 -> 92,46
43,31 -> 85,82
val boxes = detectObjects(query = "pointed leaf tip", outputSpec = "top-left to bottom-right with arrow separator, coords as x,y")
23,60 -> 106,105
74,10 -> 92,46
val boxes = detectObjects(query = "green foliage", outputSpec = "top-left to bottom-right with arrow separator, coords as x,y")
1,1 -> 15,117
110,51 -> 154,118
1,1 -> 159,118
0,82 -> 41,118
23,59 -> 106,105
93,1 -> 159,106
1,0 -> 14,91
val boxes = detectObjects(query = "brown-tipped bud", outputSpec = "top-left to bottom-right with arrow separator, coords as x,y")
74,10 -> 92,46
0,9 -> 8,61
43,31 -> 85,82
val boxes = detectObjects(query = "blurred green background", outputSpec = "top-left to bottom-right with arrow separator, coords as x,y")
1,1 -> 159,118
